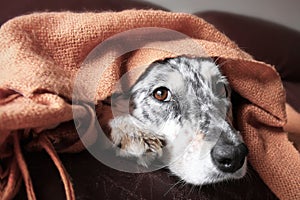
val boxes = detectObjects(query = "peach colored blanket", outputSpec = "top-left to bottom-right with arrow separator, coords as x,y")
0,10 -> 299,200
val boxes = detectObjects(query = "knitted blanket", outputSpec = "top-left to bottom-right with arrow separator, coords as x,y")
0,10 -> 299,200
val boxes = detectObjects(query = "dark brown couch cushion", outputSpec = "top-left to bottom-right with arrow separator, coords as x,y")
2,2 -> 299,200
15,150 -> 277,200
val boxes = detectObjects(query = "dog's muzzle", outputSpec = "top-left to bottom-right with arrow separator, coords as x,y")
211,142 -> 248,173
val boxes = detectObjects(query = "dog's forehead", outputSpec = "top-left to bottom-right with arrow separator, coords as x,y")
165,71 -> 185,90
132,57 -> 224,95
196,60 -> 223,84
132,62 -> 183,90
149,57 -> 222,87
147,66 -> 185,90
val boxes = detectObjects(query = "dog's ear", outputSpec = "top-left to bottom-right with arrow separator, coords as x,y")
109,115 -> 165,167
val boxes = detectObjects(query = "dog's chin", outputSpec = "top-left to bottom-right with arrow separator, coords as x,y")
168,158 -> 247,186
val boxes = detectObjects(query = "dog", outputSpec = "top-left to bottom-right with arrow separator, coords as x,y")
109,56 -> 248,185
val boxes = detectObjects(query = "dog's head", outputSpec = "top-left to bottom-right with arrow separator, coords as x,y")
109,56 -> 248,185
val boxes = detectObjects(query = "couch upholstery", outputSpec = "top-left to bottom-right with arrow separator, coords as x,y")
1,1 -> 299,200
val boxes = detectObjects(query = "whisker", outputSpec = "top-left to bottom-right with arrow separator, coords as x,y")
217,59 -> 231,68
180,181 -> 188,189
213,56 -> 222,65
244,168 -> 255,183
188,185 -> 196,196
197,184 -> 203,195
164,179 -> 184,196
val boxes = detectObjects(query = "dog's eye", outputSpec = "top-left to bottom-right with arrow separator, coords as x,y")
216,83 -> 228,98
153,87 -> 172,102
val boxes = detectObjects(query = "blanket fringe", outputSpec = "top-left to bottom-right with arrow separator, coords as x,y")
0,131 -> 75,200
1,154 -> 22,200
13,133 -> 36,200
39,134 -> 75,200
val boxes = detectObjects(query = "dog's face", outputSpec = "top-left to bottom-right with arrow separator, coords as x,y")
109,56 -> 248,185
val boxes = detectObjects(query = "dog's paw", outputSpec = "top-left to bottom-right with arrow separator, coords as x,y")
109,115 -> 165,166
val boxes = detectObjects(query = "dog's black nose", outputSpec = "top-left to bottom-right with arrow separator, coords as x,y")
211,143 -> 248,173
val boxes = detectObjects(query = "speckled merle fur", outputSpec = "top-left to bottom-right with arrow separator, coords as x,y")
109,56 -> 247,185
129,56 -> 236,142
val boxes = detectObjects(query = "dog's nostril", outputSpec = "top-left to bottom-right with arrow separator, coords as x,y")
211,143 -> 248,173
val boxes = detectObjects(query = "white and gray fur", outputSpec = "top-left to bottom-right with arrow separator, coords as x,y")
109,56 -> 248,185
